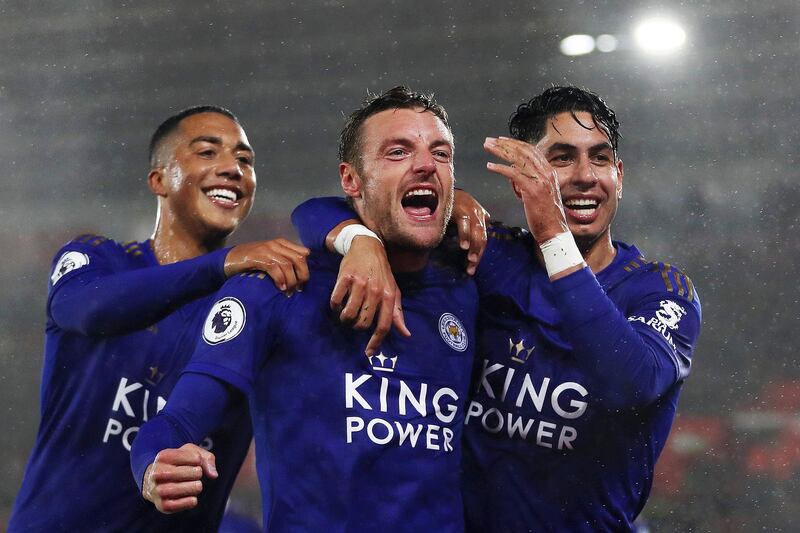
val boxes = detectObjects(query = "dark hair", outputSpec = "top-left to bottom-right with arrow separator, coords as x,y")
338,86 -> 451,167
148,105 -> 240,167
508,86 -> 620,156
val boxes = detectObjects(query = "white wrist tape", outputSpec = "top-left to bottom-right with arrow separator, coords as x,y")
333,224 -> 382,256
539,231 -> 584,277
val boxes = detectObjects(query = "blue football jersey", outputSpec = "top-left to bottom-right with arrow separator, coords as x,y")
184,251 -> 479,532
462,226 -> 702,532
10,235 -> 252,533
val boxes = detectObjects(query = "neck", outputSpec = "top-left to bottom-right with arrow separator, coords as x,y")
150,208 -> 226,265
386,245 -> 430,274
577,230 -> 616,273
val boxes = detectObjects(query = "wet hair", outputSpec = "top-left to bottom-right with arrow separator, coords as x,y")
508,86 -> 620,157
338,86 -> 451,169
148,105 -> 240,168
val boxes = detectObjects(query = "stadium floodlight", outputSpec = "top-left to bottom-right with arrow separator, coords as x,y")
634,17 -> 686,54
596,34 -> 618,53
559,34 -> 595,56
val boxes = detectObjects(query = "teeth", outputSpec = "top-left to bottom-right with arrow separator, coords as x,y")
565,198 -> 598,208
206,188 -> 237,202
404,189 -> 435,198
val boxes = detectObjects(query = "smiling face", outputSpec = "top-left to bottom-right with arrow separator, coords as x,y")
535,111 -> 624,250
341,107 -> 455,253
151,112 -> 256,243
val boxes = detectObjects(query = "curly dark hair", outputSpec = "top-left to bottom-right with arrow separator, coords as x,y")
508,86 -> 620,157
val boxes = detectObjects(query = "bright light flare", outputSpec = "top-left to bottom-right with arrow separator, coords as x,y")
560,34 -> 595,56
634,17 -> 686,54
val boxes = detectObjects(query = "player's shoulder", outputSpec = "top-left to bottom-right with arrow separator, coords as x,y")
50,234 -> 136,285
617,248 -> 700,308
487,221 -> 531,242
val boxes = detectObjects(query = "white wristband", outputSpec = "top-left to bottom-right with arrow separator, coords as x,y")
539,231 -> 584,278
333,224 -> 383,256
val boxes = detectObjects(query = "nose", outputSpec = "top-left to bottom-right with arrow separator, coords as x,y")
572,155 -> 598,188
412,150 -> 436,177
217,152 -> 244,180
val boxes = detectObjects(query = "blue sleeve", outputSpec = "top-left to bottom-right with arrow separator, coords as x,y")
183,273 -> 287,396
130,372 -> 237,492
49,242 -> 230,336
551,267 -> 702,409
291,196 -> 358,250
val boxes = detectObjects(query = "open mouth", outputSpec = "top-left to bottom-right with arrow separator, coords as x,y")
564,197 -> 599,220
204,187 -> 241,208
401,188 -> 438,218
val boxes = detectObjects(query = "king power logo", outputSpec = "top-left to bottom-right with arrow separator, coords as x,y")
344,359 -> 461,453
102,376 -> 212,452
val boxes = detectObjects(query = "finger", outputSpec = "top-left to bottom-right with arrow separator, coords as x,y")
151,464 -> 204,483
275,239 -> 311,257
275,259 -> 299,295
457,215 -> 471,250
159,496 -> 199,514
264,264 -> 288,292
330,275 -> 353,311
339,279 -> 366,323
355,284 -> 381,331
467,219 -> 488,276
155,480 -> 204,500
365,293 -> 392,356
200,452 -> 218,479
285,247 -> 310,289
392,287 -> 411,337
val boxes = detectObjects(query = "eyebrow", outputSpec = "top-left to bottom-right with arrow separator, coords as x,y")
190,135 -> 254,153
380,136 -> 454,151
546,141 -> 613,154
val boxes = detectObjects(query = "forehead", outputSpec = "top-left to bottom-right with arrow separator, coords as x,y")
360,107 -> 452,148
539,111 -> 611,148
176,112 -> 249,144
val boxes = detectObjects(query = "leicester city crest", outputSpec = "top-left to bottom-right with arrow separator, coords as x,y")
51,251 -> 90,285
203,297 -> 246,345
438,312 -> 468,352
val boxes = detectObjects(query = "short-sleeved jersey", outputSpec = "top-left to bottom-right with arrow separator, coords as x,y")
10,235 -> 252,533
185,251 -> 479,532
462,226 -> 702,532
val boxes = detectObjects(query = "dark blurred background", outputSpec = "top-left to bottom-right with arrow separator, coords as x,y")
2,1 -> 798,530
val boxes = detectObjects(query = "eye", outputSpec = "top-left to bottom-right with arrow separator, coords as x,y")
237,155 -> 254,166
198,149 -> 216,158
550,154 -> 571,165
386,148 -> 408,159
592,153 -> 612,164
433,150 -> 452,162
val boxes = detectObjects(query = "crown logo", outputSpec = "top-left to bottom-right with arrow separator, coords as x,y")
145,365 -> 165,386
369,352 -> 398,373
509,338 -> 534,364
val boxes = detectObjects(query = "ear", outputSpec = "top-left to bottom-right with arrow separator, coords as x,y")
339,162 -> 363,199
615,158 -> 624,200
147,168 -> 168,197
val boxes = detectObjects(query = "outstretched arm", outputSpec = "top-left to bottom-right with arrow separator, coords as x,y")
49,239 -> 309,336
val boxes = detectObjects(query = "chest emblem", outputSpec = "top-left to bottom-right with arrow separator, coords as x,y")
509,338 -> 535,364
438,313 -> 468,352
203,297 -> 246,345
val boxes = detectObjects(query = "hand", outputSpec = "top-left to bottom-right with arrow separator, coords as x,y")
142,443 -> 218,514
483,136 -> 569,244
330,235 -> 411,356
453,189 -> 490,275
224,239 -> 310,294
